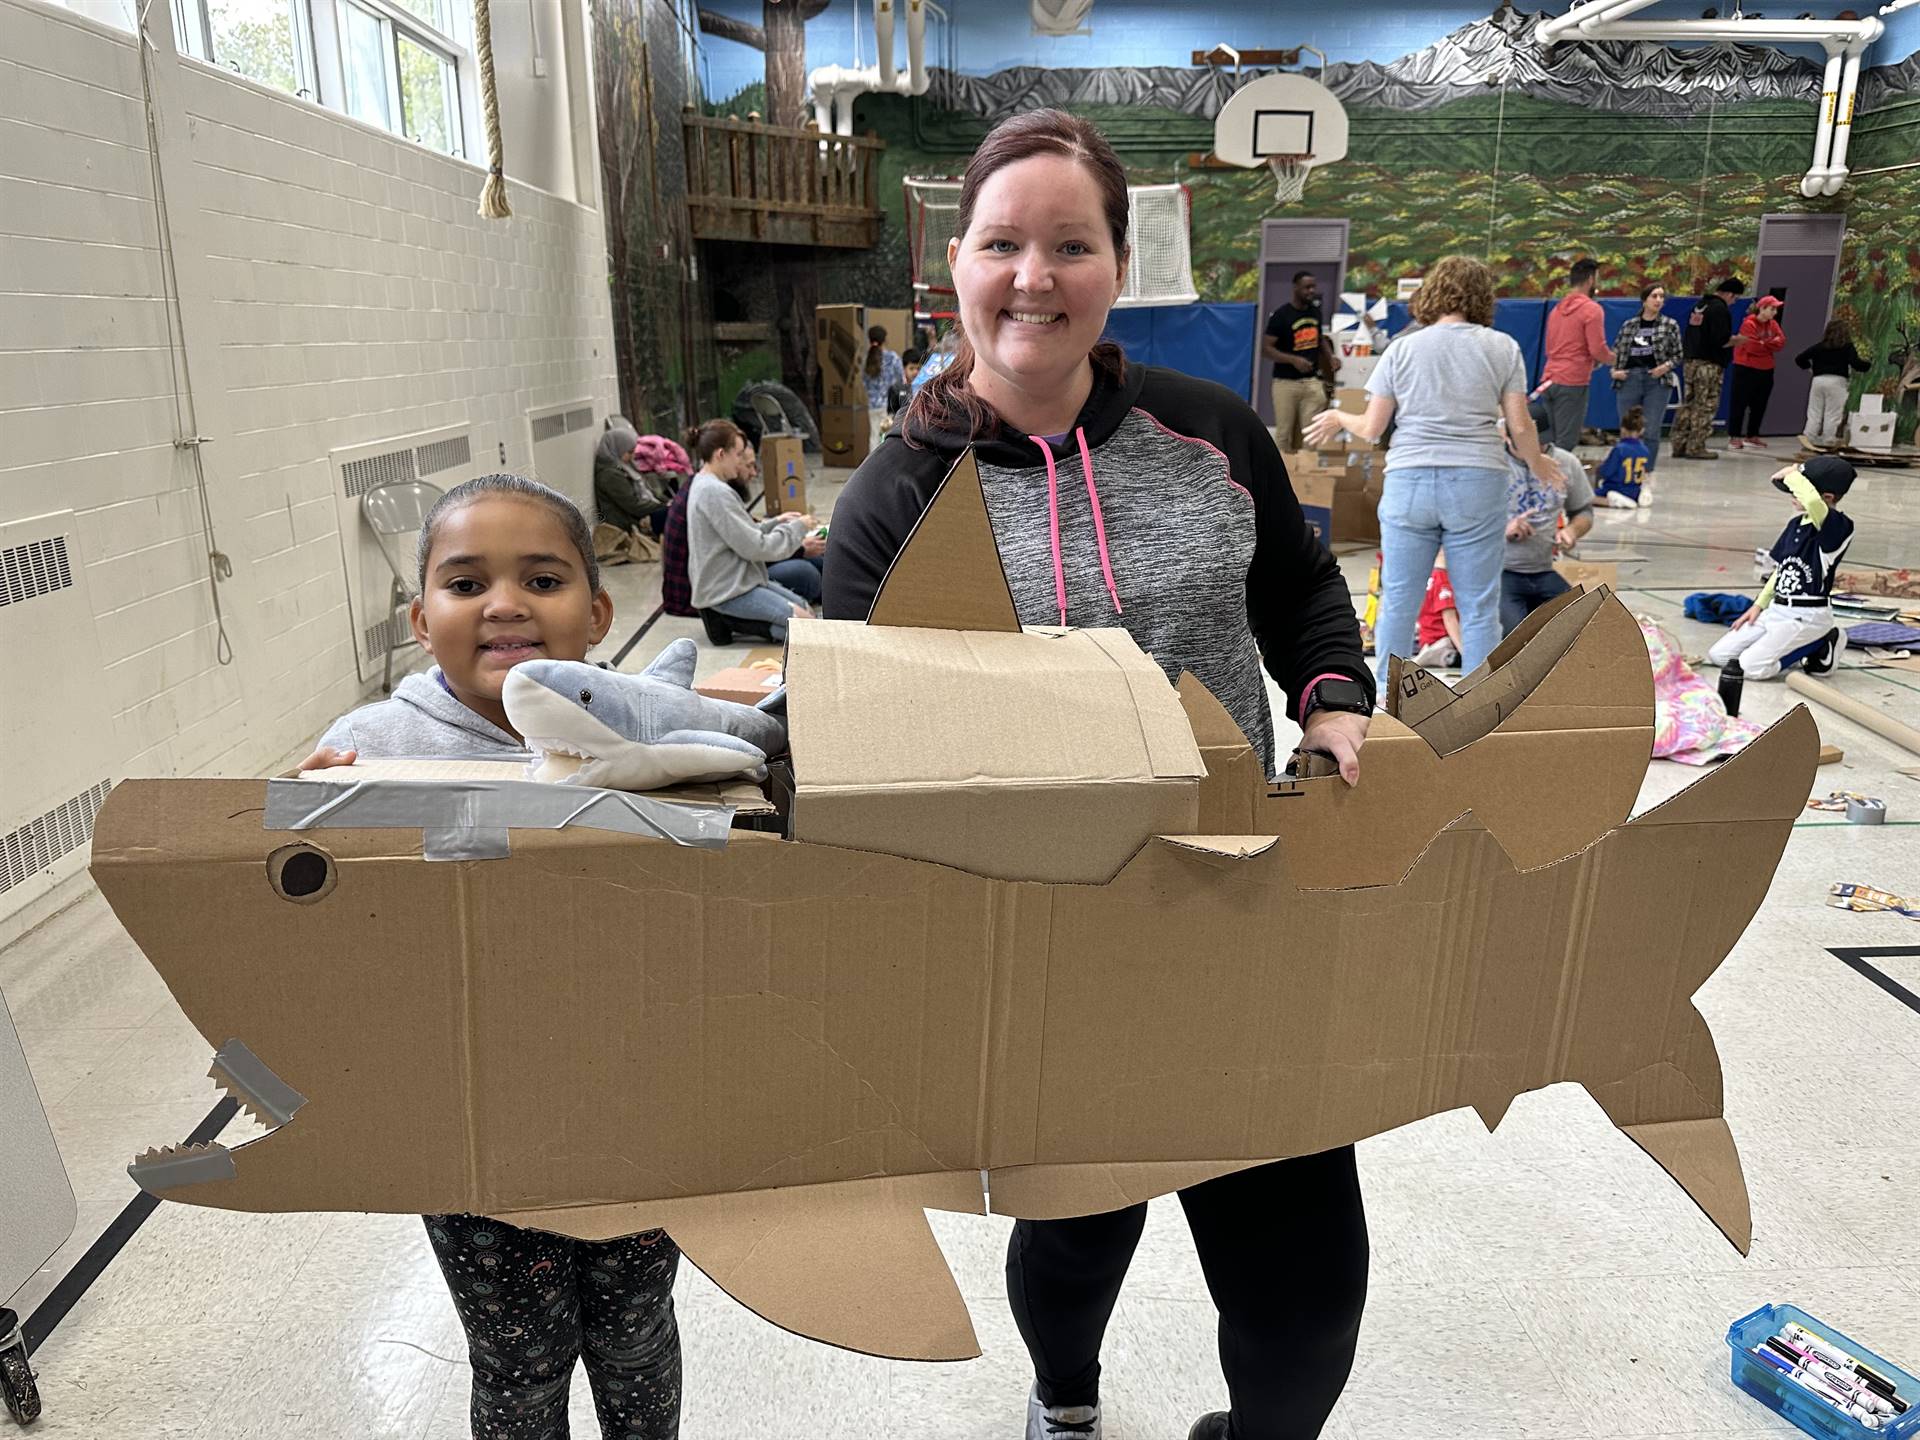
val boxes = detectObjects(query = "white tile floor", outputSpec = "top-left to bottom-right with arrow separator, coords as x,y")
4,443 -> 1918,1439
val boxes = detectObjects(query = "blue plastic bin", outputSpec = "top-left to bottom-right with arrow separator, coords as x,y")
1728,1304 -> 1920,1438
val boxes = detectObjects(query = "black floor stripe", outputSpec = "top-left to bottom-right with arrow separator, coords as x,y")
1829,946 -> 1920,1018
22,1095 -> 239,1355
610,603 -> 667,668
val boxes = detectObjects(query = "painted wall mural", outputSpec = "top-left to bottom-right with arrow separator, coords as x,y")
693,5 -> 1920,434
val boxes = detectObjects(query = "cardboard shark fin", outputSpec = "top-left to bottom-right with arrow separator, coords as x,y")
866,448 -> 1021,632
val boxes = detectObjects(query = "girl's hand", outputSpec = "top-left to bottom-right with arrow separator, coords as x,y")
1300,709 -> 1369,786
296,746 -> 357,772
1528,452 -> 1568,492
1506,516 -> 1534,541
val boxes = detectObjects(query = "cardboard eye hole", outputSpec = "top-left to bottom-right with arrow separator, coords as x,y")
268,844 -> 336,903
578,688 -> 592,704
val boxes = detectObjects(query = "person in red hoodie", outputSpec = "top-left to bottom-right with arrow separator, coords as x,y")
1539,257 -> 1614,451
1726,294 -> 1786,449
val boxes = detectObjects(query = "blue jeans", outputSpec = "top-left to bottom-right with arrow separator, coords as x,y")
768,555 -> 823,605
1375,466 -> 1508,681
1614,369 -> 1670,467
712,578 -> 812,641
1501,567 -> 1571,635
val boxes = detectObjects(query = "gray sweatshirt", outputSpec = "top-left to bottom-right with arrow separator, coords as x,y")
317,670 -> 525,758
686,470 -> 810,610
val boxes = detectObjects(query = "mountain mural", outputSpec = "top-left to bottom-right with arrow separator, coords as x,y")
929,8 -> 1917,121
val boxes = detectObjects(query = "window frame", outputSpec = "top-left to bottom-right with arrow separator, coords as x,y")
168,0 -> 475,161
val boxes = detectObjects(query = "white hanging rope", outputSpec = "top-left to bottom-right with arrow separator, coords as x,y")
136,0 -> 235,665
474,0 -> 512,218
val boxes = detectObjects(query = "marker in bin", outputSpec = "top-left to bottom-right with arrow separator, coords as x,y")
1748,1317 -> 1912,1430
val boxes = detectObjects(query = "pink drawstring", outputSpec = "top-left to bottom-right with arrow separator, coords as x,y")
1028,435 -> 1069,624
1026,429 -> 1123,626
1074,427 -> 1123,618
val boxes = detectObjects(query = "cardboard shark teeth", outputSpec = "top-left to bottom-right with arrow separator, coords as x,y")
90,448 -> 1816,1362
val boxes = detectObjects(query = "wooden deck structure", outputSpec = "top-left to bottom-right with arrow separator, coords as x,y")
683,111 -> 885,248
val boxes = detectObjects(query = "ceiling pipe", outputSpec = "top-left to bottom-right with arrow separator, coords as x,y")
810,0 -> 932,147
1537,5 -> 1885,196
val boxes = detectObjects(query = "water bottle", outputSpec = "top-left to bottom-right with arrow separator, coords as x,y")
1718,658 -> 1745,718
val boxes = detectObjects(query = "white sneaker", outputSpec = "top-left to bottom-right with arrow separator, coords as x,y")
1026,1387 -> 1101,1440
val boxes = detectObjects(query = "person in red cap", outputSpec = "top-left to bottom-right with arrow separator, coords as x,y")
1726,294 -> 1786,449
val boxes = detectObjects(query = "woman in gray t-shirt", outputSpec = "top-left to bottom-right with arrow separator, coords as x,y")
1308,255 -> 1565,675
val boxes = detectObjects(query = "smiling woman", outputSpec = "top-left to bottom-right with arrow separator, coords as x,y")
822,108 -> 1377,1440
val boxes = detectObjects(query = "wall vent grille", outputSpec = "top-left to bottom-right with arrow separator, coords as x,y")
340,449 -> 417,498
0,536 -> 74,608
415,436 -> 472,477
1,780 -> 112,897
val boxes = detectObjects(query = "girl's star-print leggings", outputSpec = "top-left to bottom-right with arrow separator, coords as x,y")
424,1212 -> 682,1438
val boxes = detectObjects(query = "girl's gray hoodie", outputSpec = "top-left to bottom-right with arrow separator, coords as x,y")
318,670 -> 525,759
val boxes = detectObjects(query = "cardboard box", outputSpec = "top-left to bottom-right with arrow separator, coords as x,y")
1293,466 -> 1335,547
817,304 -> 867,409
695,665 -> 784,709
1290,450 -> 1381,544
1849,394 -> 1895,452
1334,387 -> 1370,415
93,455 -> 1814,1364
1555,558 -> 1620,592
818,404 -> 870,466
865,306 -> 913,358
759,436 -> 808,515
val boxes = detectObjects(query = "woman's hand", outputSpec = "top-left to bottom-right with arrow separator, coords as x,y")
1300,709 -> 1369,786
1528,452 -> 1568,492
1506,516 -> 1535,541
1611,368 -> 1628,381
296,745 -> 357,773
801,532 -> 827,558
1652,362 -> 1672,377
1302,408 -> 1347,447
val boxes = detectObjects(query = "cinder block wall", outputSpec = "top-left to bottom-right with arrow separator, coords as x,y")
0,0 -> 616,931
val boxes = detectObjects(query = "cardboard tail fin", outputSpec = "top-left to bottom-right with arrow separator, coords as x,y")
499,1174 -> 985,1363
1591,1085 -> 1753,1255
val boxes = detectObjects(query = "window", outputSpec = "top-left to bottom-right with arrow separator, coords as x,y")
167,0 -> 472,160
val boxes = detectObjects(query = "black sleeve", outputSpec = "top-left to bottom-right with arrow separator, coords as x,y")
820,442 -> 949,621
1795,343 -> 1815,370
1851,345 -> 1871,373
1265,307 -> 1286,339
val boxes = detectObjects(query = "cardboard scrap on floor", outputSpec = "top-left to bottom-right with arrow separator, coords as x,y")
91,452 -> 1818,1363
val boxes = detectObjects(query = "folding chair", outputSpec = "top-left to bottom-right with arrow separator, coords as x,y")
360,479 -> 444,694
749,389 -> 797,440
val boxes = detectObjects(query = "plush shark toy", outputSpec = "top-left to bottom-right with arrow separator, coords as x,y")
501,638 -> 787,792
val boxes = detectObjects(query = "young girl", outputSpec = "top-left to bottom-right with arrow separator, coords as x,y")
1795,318 -> 1872,450
1727,294 -> 1786,449
1594,406 -> 1654,508
683,418 -> 821,644
304,474 -> 683,1440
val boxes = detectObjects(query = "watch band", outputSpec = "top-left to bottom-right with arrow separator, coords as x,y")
1300,672 -> 1366,722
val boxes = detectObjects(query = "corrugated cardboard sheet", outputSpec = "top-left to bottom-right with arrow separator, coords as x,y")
90,449 -> 1815,1363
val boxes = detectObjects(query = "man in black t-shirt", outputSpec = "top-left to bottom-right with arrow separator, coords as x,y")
1670,277 -> 1744,459
1263,270 -> 1335,452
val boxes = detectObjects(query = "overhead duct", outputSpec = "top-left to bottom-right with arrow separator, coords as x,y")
810,0 -> 940,144
1537,2 -> 1883,196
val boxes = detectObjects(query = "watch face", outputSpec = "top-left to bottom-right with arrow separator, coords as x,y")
1312,679 -> 1370,714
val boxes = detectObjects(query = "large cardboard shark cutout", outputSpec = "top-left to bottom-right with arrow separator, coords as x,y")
90,450 -> 1816,1361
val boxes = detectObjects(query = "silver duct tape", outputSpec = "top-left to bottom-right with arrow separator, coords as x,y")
128,1144 -> 237,1192
211,1038 -> 307,1126
263,778 -> 737,854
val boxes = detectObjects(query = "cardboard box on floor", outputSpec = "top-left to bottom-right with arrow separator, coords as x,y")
1286,450 -> 1380,544
92,455 -> 1817,1363
818,404 -> 869,465
758,436 -> 808,516
1555,557 -> 1619,592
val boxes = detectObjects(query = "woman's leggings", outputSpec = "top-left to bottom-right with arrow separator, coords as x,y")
425,1213 -> 682,1439
1727,364 -> 1776,439
1007,1147 -> 1369,1440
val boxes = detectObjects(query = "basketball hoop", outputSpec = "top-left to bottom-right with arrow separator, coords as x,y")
1267,153 -> 1314,205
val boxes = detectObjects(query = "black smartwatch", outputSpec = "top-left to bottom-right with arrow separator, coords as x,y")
1301,676 -> 1371,722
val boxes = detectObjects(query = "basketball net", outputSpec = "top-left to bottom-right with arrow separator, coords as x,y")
1267,153 -> 1314,205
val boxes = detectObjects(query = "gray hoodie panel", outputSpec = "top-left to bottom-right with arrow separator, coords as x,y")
317,670 -> 524,759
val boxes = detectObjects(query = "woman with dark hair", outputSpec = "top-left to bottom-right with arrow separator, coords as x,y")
1727,294 -> 1787,449
683,418 -> 822,642
1795,316 -> 1871,450
1308,253 -> 1564,676
1610,284 -> 1683,468
824,108 -> 1374,1440
865,325 -> 907,448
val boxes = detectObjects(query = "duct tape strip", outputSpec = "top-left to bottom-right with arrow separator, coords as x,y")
263,777 -> 737,860
128,1143 -> 236,1192
211,1038 -> 307,1126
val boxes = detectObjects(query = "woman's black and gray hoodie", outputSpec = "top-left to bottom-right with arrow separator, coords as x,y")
822,363 -> 1370,775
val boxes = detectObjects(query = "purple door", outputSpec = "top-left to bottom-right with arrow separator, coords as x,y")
1752,213 -> 1847,436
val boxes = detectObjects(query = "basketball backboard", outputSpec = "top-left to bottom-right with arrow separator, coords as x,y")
1214,70 -> 1349,196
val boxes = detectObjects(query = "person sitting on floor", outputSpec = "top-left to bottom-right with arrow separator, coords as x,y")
684,418 -> 822,644
1412,555 -> 1462,670
1593,406 -> 1654,509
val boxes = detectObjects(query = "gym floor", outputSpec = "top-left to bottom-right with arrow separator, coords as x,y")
3,444 -> 1917,1439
